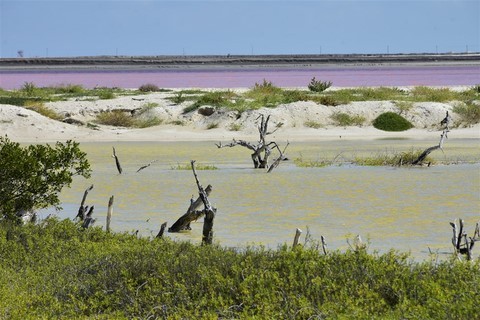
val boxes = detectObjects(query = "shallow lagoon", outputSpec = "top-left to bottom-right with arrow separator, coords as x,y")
41,138 -> 480,260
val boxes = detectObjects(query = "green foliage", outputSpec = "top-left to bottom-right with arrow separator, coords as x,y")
183,90 -> 239,114
411,86 -> 457,102
373,112 -> 414,131
228,123 -> 242,131
294,157 -> 330,167
138,83 -> 160,92
331,112 -> 366,126
308,77 -> 332,92
206,122 -> 219,129
453,103 -> 480,126
0,219 -> 479,319
95,110 -> 135,127
0,137 -> 91,221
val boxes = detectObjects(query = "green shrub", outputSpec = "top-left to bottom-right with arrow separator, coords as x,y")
373,112 -> 414,131
183,90 -> 238,114
138,83 -> 160,92
308,77 -> 332,92
24,101 -> 63,121
170,163 -> 217,170
1,219 -> 479,319
411,86 -> 456,102
95,110 -> 134,127
331,112 -> 366,126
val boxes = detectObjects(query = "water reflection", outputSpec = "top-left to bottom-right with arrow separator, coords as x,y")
41,139 -> 480,260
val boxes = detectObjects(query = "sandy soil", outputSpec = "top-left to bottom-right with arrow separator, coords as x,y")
1,88 -> 479,143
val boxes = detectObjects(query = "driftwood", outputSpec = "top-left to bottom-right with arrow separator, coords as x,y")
321,236 -> 328,255
450,218 -> 478,260
112,147 -> 123,174
411,128 -> 449,165
216,114 -> 287,172
168,185 -> 213,232
106,195 -> 114,232
76,184 -> 94,221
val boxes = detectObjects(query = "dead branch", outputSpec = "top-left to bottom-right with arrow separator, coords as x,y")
136,159 -> 158,173
450,218 -> 477,260
412,128 -> 448,165
267,141 -> 290,173
293,228 -> 302,247
112,147 -> 123,174
81,206 -> 95,228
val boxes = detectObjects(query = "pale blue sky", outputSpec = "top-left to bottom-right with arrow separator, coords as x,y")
1,0 -> 478,58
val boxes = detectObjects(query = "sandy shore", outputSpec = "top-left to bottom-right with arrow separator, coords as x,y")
1,88 -> 479,143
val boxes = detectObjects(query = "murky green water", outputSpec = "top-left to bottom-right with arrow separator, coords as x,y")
41,139 -> 480,260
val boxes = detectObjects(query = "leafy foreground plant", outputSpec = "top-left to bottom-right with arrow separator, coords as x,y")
0,137 -> 91,222
0,218 -> 479,319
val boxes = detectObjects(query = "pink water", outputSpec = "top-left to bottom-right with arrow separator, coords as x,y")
1,65 -> 479,89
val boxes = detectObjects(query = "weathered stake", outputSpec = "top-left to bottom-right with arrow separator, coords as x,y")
156,222 -> 168,238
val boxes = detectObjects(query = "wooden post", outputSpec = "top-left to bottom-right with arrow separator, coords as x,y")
112,147 -> 123,174
293,228 -> 302,247
106,195 -> 114,232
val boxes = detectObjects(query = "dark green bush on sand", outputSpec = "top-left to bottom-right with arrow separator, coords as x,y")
373,112 -> 414,131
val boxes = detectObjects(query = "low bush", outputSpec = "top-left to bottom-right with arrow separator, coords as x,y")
373,112 -> 414,131
23,101 -> 63,120
331,112 -> 366,126
0,218 -> 478,319
95,110 -> 134,127
308,77 -> 332,92
171,163 -> 217,170
138,83 -> 160,92
304,120 -> 323,129
453,103 -> 480,126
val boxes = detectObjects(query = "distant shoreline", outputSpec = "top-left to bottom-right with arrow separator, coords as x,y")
1,53 -> 480,71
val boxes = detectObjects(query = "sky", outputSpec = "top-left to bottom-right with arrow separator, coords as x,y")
0,0 -> 478,58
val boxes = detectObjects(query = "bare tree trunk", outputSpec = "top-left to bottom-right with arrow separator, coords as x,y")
190,160 -> 217,245
156,222 -> 168,238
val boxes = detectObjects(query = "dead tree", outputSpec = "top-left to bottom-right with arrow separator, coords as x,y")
216,114 -> 287,172
191,160 -> 217,244
81,206 -> 95,228
450,219 -> 478,260
412,128 -> 449,166
168,185 -> 213,232
112,147 -> 123,174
